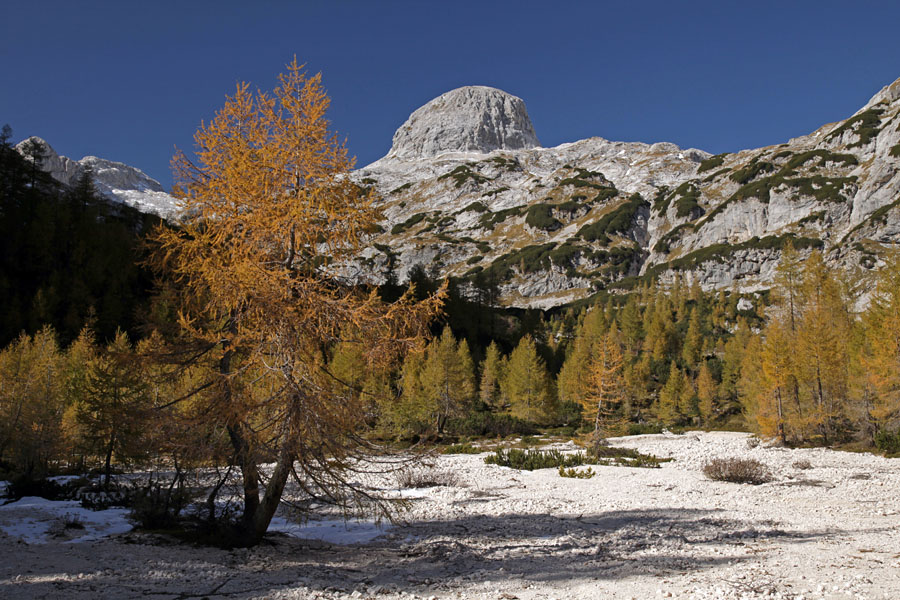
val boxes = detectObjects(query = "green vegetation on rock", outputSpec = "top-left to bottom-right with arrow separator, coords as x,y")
827,107 -> 885,148
525,203 -> 562,231
697,153 -> 728,173
578,193 -> 648,244
438,164 -> 490,188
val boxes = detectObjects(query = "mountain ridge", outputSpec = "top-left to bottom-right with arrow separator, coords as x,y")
356,78 -> 900,308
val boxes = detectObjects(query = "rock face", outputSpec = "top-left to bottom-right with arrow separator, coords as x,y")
355,77 -> 900,308
385,86 -> 540,161
15,137 -> 177,217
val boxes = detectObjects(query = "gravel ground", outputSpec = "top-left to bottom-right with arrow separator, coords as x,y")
2,431 -> 899,599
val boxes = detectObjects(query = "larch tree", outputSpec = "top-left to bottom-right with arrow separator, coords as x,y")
147,60 -> 442,545
582,326 -> 625,450
419,327 -> 476,433
502,335 -> 555,424
696,361 -> 717,427
479,341 -> 506,409
657,361 -> 683,425
74,330 -> 150,487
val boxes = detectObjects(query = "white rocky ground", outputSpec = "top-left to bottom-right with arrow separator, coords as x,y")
2,431 -> 899,599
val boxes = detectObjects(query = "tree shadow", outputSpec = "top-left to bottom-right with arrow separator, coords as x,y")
2,506 -> 847,598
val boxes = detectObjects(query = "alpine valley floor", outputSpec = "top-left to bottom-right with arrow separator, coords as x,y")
2,431 -> 899,600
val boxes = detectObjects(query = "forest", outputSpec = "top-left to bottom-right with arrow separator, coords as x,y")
1,63 -> 899,547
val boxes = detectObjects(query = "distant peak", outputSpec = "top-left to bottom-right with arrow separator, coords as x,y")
386,85 -> 540,161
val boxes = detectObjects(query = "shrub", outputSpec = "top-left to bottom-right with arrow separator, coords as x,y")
697,154 -> 728,173
485,448 -> 592,470
390,212 -> 426,235
702,457 -> 772,484
438,165 -> 489,188
486,446 -> 665,470
442,443 -> 482,455
874,428 -> 900,455
127,479 -> 198,530
525,204 -> 562,230
396,467 -> 460,488
890,144 -> 900,158
62,513 -> 85,530
446,411 -> 538,437
577,193 -> 648,243
559,466 -> 595,479
591,445 -> 668,468
4,475 -> 82,502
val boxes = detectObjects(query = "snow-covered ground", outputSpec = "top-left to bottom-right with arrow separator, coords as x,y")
1,431 -> 899,599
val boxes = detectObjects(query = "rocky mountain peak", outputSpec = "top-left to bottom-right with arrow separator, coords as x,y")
384,86 -> 540,161
15,136 -> 176,217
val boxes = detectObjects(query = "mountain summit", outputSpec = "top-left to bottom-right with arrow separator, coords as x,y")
385,86 -> 540,161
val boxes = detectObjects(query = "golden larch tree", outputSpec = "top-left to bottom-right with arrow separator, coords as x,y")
148,59 -> 442,545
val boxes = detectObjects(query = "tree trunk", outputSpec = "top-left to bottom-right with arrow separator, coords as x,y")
104,433 -> 115,488
228,423 -> 260,533
246,447 -> 294,544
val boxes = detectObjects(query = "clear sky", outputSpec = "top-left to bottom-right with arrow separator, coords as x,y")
3,1 -> 900,189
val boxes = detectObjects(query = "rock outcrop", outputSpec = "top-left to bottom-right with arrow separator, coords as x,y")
383,86 -> 540,162
15,137 -> 177,217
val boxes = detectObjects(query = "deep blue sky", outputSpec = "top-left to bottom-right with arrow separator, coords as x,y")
3,1 -> 900,189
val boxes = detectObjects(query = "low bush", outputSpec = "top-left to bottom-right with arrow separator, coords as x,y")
559,466 -> 594,479
396,467 -> 460,488
442,443 -> 482,455
62,513 -> 85,530
791,459 -> 813,470
702,457 -> 773,484
446,411 -> 538,437
485,448 -> 592,470
4,474 -> 84,502
874,428 -> 900,455
591,445 -> 669,468
486,446 -> 665,470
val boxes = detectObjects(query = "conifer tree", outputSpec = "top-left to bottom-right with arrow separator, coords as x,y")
582,327 -> 625,448
74,330 -> 150,486
0,326 -> 66,475
696,361 -> 717,426
681,307 -> 703,371
479,341 -> 506,409
420,327 -> 475,433
502,335 -> 555,424
657,361 -> 683,425
147,60 -> 442,545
